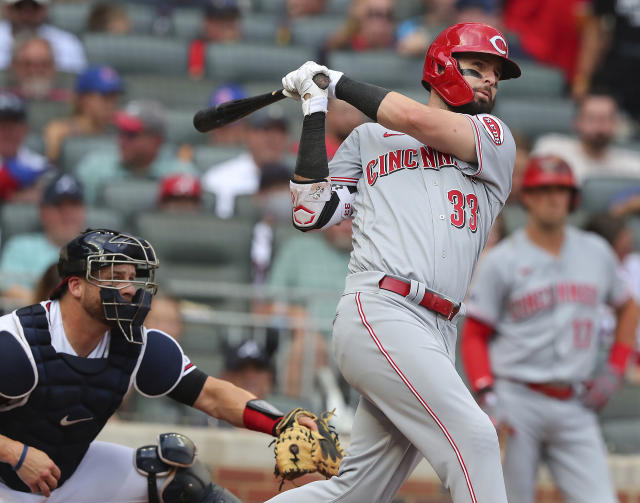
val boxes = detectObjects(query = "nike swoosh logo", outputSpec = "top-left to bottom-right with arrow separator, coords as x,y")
383,132 -> 405,137
60,415 -> 94,426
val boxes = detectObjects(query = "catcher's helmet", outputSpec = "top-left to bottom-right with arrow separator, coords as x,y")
521,155 -> 580,210
422,23 -> 521,107
55,228 -> 159,343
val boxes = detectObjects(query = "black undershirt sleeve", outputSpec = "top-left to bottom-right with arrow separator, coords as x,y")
335,76 -> 390,122
168,367 -> 208,406
294,111 -> 329,180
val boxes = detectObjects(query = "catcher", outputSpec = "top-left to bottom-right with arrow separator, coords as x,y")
0,228 -> 342,503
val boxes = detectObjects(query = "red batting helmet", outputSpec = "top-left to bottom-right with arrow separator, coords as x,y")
422,23 -> 521,107
521,155 -> 580,210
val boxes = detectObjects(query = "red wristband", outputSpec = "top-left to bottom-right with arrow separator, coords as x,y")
243,401 -> 283,436
609,341 -> 634,375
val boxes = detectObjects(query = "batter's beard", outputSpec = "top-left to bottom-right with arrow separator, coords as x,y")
449,95 -> 496,115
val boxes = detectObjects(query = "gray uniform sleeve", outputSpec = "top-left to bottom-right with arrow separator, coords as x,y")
596,236 -> 632,308
457,113 -> 516,204
465,246 -> 511,326
328,126 -> 363,186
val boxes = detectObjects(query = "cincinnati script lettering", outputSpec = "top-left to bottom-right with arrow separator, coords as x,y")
365,146 -> 458,186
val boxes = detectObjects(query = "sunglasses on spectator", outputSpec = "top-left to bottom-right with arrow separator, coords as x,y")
366,9 -> 393,19
118,129 -> 144,139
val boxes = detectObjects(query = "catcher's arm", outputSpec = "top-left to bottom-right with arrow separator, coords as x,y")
190,375 -> 317,433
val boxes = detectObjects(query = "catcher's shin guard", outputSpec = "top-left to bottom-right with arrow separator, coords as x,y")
135,432 -> 242,503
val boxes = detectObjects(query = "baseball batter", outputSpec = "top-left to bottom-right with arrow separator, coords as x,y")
0,228 -> 318,503
268,23 -> 522,503
461,156 -> 639,503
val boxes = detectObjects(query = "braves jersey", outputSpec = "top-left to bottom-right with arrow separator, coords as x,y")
466,227 -> 630,382
328,114 -> 515,303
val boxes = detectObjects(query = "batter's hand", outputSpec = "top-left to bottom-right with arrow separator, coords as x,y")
16,445 -> 61,497
282,61 -> 343,100
581,363 -> 624,411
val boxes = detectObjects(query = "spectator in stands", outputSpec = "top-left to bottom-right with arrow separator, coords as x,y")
157,172 -> 203,212
0,0 -> 87,74
0,91 -> 50,203
574,0 -> 640,116
32,261 -> 59,303
7,35 -> 71,102
326,0 -> 396,51
455,0 -> 501,26
75,99 -> 196,205
396,0 -> 457,56
532,92 -> 640,183
43,65 -> 123,163
251,163 -> 294,286
207,83 -> 249,147
203,106 -> 291,219
0,172 -> 85,302
267,220 -> 353,395
220,340 -> 275,400
188,0 -> 242,78
502,0 -> 588,86
86,2 -> 132,34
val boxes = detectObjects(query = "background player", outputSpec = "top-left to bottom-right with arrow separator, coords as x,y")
268,22 -> 521,503
0,228 -> 315,503
461,156 -> 639,503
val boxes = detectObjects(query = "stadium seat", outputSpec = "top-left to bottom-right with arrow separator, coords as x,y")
628,217 -> 640,251
205,43 -> 315,82
600,382 -> 640,454
242,14 -> 280,43
60,136 -> 116,173
122,74 -> 215,109
172,8 -> 202,39
86,207 -> 126,233
83,34 -> 189,75
134,212 -> 254,284
0,203 -> 39,245
326,0 -> 353,15
27,101 -> 72,133
499,62 -> 565,98
193,145 -> 245,172
578,176 -> 640,213
290,15 -> 343,48
126,3 -> 155,34
494,98 -> 575,139
166,108 -> 207,145
24,132 -> 45,155
233,194 -> 260,221
328,51 -> 423,88
252,0 -> 285,14
97,179 -> 159,221
48,2 -> 92,34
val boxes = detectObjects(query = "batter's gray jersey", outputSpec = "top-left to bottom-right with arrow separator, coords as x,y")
466,227 -> 630,382
329,114 -> 515,303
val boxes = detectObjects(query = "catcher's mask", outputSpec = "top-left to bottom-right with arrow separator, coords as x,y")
54,228 -> 159,344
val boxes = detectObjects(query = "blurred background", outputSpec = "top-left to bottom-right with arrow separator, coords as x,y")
0,0 -> 640,499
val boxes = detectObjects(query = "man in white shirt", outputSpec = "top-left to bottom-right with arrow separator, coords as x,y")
202,106 -> 292,218
0,0 -> 87,74
533,92 -> 640,183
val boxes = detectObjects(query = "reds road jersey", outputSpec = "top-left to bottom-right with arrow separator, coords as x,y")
466,227 -> 630,382
328,114 -> 515,303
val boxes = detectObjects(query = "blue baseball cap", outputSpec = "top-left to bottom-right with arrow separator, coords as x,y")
209,83 -> 248,107
75,65 -> 124,95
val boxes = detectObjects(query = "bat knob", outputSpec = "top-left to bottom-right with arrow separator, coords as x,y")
313,73 -> 331,90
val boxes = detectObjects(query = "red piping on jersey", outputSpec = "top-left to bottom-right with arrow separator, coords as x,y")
460,316 -> 495,392
355,293 -> 478,503
465,115 -> 483,177
331,177 -> 358,183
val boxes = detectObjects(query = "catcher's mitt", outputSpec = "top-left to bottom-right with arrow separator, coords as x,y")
273,408 -> 344,489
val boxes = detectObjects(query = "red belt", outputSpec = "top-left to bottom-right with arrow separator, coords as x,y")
526,382 -> 574,400
378,276 -> 460,321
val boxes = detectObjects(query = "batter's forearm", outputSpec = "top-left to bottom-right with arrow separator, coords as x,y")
0,433 -> 23,467
293,112 -> 328,182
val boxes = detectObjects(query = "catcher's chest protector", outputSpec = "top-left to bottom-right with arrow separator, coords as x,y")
0,304 -> 141,492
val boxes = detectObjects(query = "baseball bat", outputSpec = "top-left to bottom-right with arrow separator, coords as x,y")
193,73 -> 330,133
